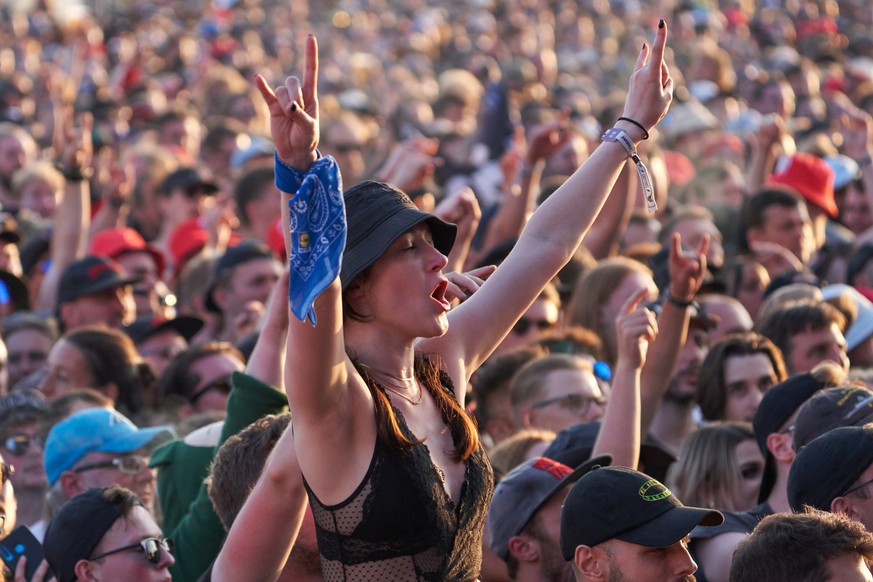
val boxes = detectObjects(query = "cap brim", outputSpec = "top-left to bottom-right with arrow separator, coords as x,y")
617,505 -> 724,548
96,425 -> 174,454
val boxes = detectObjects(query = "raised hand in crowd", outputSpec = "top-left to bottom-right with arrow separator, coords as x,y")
255,35 -> 319,172
593,286 -> 659,469
434,187 -> 481,272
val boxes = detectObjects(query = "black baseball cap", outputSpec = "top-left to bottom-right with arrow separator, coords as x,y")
752,373 -> 823,503
543,421 -> 677,482
560,466 -> 723,560
56,256 -> 140,305
204,241 -> 276,313
123,314 -> 204,344
488,455 -> 610,560
43,487 -> 129,582
793,386 -> 873,450
159,167 -> 219,197
788,425 -> 873,512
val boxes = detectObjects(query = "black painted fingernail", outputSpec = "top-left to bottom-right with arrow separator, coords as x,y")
659,19 -> 665,28
289,102 -> 298,113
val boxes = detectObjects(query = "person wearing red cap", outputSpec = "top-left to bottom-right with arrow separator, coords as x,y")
89,228 -> 169,318
767,152 -> 838,257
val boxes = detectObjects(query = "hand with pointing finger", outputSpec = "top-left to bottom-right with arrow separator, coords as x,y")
616,287 -> 659,370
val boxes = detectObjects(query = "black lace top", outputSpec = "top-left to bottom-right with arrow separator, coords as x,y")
304,375 -> 494,581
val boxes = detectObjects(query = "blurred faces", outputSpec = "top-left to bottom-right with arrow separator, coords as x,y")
40,338 -> 95,399
731,438 -> 765,511
723,353 -> 776,422
494,297 -> 559,355
137,330 -> 187,378
594,537 -> 698,582
60,285 -> 136,330
19,177 -> 58,218
748,203 -> 815,265
842,182 -> 873,235
2,422 -> 47,492
788,323 -> 849,375
70,451 -> 157,513
186,352 -> 245,413
525,366 -> 605,432
115,252 -> 161,316
0,135 -> 25,185
666,329 -> 708,404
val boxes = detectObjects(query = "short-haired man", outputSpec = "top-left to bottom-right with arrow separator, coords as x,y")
56,256 -> 139,331
233,166 -> 282,243
488,456 -> 608,581
560,466 -> 723,582
788,425 -> 873,532
44,486 -> 174,581
730,509 -> 873,582
510,354 -> 606,434
43,408 -> 173,514
89,227 -> 168,317
203,241 -> 281,344
743,188 -> 816,267
755,300 -> 848,374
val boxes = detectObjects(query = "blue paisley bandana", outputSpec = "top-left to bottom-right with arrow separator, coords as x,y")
275,152 -> 345,324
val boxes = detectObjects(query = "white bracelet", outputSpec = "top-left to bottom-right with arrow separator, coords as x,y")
601,127 -> 657,213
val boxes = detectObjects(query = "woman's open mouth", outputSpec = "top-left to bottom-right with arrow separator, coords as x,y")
431,280 -> 451,311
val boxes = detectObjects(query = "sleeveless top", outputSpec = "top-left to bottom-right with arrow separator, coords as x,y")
303,373 -> 494,581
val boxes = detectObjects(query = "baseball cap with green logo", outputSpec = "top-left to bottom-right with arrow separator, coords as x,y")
560,466 -> 723,559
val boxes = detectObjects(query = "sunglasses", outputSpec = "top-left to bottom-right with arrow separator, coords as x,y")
2,433 -> 43,457
189,374 -> 232,404
844,476 -> 873,498
90,537 -> 173,564
530,393 -> 606,415
512,317 -> 557,335
73,455 -> 149,476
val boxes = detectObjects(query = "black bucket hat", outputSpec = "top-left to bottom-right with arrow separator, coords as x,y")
340,181 -> 456,290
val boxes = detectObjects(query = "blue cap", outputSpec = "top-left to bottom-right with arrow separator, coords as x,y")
44,408 -> 174,486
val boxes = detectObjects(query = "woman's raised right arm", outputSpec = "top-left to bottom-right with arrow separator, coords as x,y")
255,36 -> 361,454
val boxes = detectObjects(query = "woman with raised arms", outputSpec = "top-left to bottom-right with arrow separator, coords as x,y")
255,22 -> 673,581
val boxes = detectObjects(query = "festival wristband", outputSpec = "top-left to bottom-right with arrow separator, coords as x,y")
601,127 -> 657,213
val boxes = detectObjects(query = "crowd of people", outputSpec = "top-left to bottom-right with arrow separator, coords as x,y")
0,0 -> 873,580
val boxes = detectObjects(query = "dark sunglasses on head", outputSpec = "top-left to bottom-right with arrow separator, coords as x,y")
511,317 -> 556,335
189,374 -> 233,404
90,537 -> 173,564
2,433 -> 43,457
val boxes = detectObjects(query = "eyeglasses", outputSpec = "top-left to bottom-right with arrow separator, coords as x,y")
843,476 -> 873,498
73,455 -> 149,476
530,393 -> 606,415
2,433 -> 44,457
0,463 -> 12,486
90,537 -> 173,564
189,374 -> 232,404
512,317 -> 556,335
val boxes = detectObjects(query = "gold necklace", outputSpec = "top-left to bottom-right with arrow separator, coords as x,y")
359,363 -> 423,405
